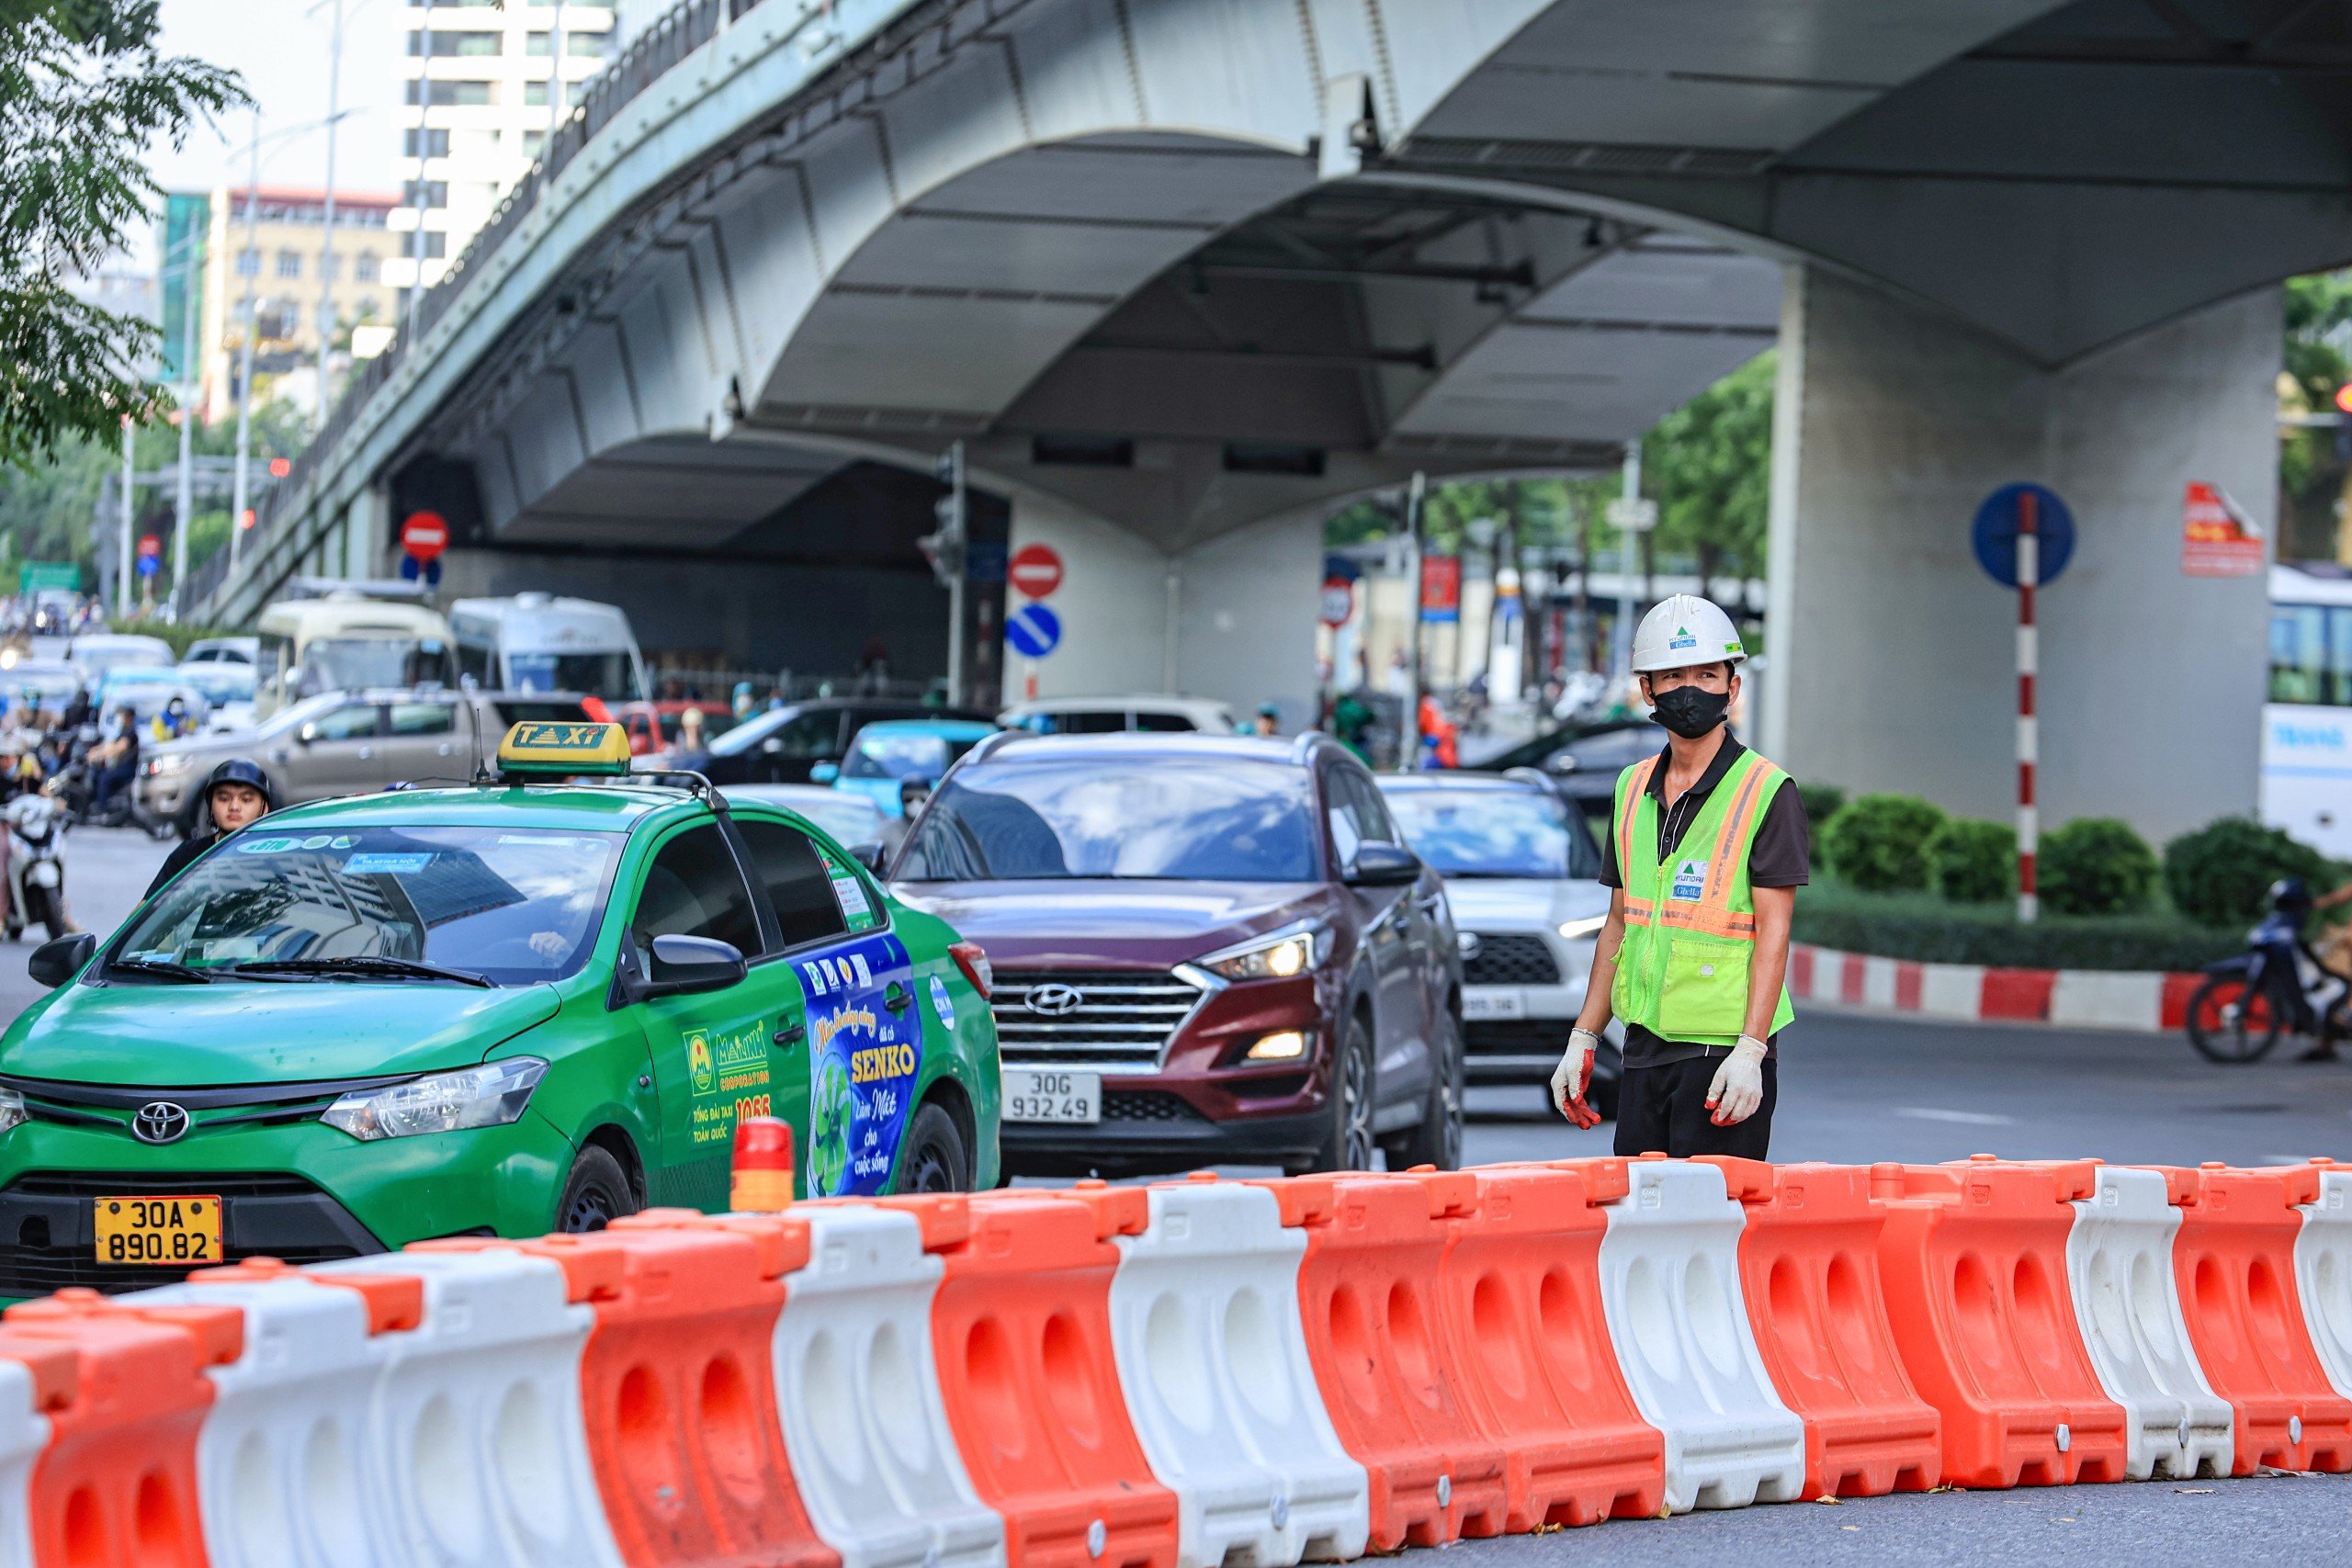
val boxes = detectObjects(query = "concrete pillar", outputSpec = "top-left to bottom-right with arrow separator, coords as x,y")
1762,267 -> 2275,843
1006,493 -> 1319,729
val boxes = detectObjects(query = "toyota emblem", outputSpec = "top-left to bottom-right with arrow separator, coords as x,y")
1023,983 -> 1084,1018
1456,931 -> 1483,962
131,1101 -> 192,1145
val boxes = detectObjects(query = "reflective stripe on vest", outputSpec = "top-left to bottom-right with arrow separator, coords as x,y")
1618,750 -> 1774,943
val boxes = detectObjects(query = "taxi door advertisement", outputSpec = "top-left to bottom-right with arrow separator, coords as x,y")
797,931 -> 922,1196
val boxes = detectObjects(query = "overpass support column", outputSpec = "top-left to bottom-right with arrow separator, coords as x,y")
1006,495 -> 1319,729
1759,267 -> 2276,843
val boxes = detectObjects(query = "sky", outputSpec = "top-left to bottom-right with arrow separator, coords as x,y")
145,0 -> 413,205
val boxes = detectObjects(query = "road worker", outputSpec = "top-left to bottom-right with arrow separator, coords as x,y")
1551,593 -> 1810,1156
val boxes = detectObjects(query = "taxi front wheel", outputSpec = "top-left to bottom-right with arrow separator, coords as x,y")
893,1103 -> 971,1194
557,1145 -> 639,1233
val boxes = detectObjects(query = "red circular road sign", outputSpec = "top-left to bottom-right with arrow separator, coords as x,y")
135,534 -> 161,559
1008,543 -> 1063,599
401,511 -> 450,562
1318,578 -> 1354,628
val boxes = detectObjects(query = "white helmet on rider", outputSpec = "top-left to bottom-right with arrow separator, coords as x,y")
1632,593 -> 1746,674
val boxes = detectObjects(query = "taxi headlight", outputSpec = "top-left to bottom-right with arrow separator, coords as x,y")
1200,924 -> 1327,982
0,1086 -> 24,1135
1558,916 -> 1607,941
322,1057 -> 547,1142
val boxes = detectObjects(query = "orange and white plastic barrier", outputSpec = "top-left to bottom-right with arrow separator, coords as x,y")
2057,1166 -> 2233,1481
1586,1156 -> 1807,1513
5,1155 -> 2352,1567
1102,1176 -> 1368,1568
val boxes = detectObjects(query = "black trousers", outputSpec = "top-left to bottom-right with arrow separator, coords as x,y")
1612,1053 -> 1777,1159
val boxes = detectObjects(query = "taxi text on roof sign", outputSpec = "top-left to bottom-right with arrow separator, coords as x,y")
495,720 -> 632,776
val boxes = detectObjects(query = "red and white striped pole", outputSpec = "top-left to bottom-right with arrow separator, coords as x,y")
2016,489 -> 2039,924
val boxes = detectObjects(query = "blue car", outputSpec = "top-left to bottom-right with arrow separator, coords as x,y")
817,718 -> 998,817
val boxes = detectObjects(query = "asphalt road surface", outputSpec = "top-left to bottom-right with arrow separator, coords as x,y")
10,829 -> 2352,1558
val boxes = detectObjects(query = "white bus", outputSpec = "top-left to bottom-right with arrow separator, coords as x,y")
448,593 -> 649,704
2266,561 -> 2352,856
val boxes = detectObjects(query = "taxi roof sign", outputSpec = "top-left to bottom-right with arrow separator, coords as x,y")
495,720 -> 632,777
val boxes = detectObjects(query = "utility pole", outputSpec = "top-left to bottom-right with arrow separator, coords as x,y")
547,0 -> 566,140
406,0 -> 435,340
1606,441 -> 1655,679
230,118 -> 264,577
117,415 -> 136,620
925,442 -> 969,705
171,231 -> 202,617
1400,470 -> 1426,770
313,0 -> 346,423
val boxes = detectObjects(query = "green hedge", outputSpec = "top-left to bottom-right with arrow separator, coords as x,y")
1822,794 -> 1946,892
2163,817 -> 2335,928
1926,818 -> 2014,903
1796,783 -> 1845,869
1792,880 -> 2238,972
2040,817 -> 2157,916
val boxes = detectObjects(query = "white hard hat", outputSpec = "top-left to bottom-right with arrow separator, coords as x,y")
1632,593 -> 1747,673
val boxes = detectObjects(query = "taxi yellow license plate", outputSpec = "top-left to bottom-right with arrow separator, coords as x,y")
92,1195 -> 222,1267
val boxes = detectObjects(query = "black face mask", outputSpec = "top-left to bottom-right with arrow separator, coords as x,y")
1648,683 -> 1730,739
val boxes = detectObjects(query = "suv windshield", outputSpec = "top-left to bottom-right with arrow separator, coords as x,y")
1381,786 -> 1600,879
507,650 -> 643,702
899,759 -> 1319,882
110,826 -> 624,986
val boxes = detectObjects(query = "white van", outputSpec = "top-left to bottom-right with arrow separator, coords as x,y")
449,592 -> 649,703
254,592 -> 459,719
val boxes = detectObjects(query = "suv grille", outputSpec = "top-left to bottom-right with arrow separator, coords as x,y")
1102,1090 -> 1205,1123
989,969 -> 1203,1069
1462,932 -> 1560,987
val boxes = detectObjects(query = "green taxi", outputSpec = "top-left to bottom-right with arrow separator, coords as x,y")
0,722 -> 1001,1294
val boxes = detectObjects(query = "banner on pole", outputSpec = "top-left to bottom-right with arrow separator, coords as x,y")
2181,481 -> 2264,578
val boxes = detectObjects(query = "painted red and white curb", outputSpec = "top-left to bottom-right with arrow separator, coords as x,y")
1790,942 -> 2205,1032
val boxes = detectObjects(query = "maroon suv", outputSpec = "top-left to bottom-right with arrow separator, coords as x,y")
890,731 -> 1464,1177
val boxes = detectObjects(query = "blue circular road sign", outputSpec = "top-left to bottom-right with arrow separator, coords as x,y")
1972,482 -> 2075,588
1006,602 -> 1062,659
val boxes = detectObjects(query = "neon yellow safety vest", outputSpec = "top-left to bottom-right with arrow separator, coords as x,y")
1611,748 -> 1796,1046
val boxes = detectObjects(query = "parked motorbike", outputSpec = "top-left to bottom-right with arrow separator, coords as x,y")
2184,878 -> 2349,1063
4,791 -> 68,942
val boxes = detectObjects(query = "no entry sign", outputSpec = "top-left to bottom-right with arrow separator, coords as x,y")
401,510 -> 450,563
1008,543 -> 1063,599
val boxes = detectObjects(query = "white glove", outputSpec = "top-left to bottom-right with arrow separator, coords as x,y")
1551,1028 -> 1603,1129
1706,1034 -> 1770,1125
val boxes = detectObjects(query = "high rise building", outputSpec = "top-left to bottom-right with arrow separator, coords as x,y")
199,186 -> 403,423
386,1 -> 616,301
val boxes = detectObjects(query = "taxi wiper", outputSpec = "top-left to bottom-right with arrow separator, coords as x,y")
108,957 -> 218,984
230,956 -> 494,988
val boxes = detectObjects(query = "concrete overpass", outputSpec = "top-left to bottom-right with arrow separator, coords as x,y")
198,0 -> 2352,838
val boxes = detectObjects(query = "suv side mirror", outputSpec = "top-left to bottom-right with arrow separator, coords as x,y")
28,931 -> 96,988
1346,841 -> 1423,887
296,722 -> 318,746
643,933 -> 746,998
849,840 -> 888,876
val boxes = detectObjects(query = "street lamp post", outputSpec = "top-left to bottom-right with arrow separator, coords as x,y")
406,0 -> 434,341
312,0 -> 346,423
170,229 -> 204,617
548,0 -> 566,139
117,415 -> 135,619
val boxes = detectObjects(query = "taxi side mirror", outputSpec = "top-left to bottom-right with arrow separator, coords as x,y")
849,840 -> 888,876
28,931 -> 95,988
809,761 -> 839,784
296,722 -> 318,746
643,933 -> 745,998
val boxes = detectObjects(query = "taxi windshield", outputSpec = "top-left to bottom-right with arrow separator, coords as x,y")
109,826 -> 624,987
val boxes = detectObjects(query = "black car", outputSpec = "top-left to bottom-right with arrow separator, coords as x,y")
669,698 -> 993,785
890,731 -> 1464,1178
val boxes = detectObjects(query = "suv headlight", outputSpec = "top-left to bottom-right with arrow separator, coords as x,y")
1198,922 -> 1328,982
322,1057 -> 547,1142
0,1086 -> 24,1136
1558,916 -> 1607,941
150,753 -> 193,777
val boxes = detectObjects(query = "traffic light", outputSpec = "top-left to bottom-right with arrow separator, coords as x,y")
918,440 -> 967,588
2335,384 -> 2352,462
268,456 -> 290,479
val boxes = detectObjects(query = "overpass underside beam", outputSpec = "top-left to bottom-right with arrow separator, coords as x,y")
1760,267 -> 2275,844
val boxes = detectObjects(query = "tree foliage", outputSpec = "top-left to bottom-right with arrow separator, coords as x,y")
0,1 -> 246,468
1644,350 -> 1772,592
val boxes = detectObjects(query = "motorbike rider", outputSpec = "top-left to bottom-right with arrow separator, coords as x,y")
143,759 -> 275,899
2295,876 -> 2352,1061
87,704 -> 139,814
